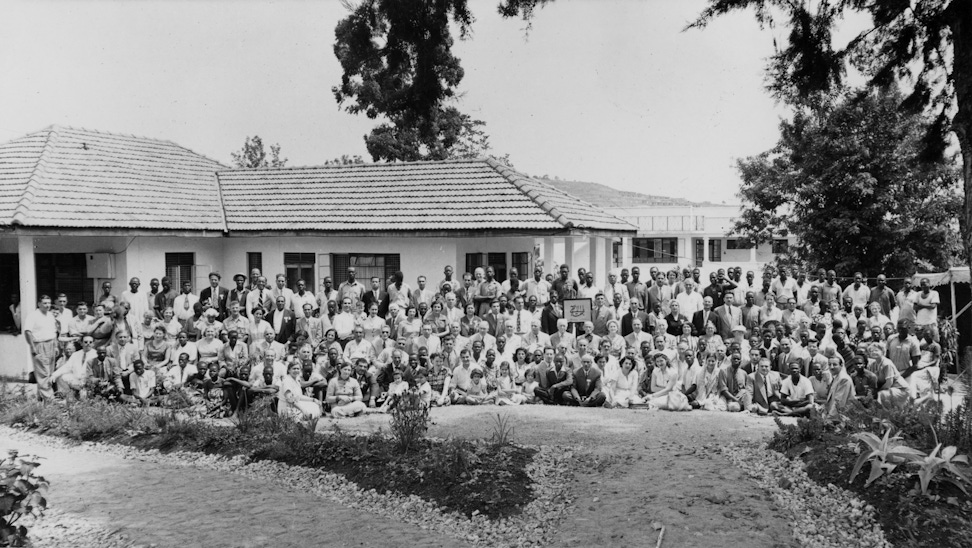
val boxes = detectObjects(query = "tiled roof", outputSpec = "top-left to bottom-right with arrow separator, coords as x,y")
0,126 -> 227,230
0,126 -> 635,235
216,158 -> 636,233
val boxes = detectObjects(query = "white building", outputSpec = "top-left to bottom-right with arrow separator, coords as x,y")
0,126 -> 636,377
543,180 -> 790,277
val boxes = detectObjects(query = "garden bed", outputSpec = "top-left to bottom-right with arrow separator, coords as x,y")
767,396 -> 972,548
0,397 -> 536,521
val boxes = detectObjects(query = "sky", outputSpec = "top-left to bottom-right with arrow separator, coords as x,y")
0,0 -> 795,203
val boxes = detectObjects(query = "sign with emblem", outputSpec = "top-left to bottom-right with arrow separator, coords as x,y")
563,298 -> 592,323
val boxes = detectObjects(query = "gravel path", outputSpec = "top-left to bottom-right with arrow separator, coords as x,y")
2,428 -> 466,548
3,406 -> 798,548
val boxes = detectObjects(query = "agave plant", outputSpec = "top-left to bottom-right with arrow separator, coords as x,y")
849,428 -> 926,487
912,444 -> 971,496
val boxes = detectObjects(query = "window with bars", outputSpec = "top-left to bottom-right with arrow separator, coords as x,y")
726,239 -> 752,250
36,254 -> 93,308
284,253 -> 315,290
488,252 -> 508,283
708,239 -> 722,262
632,238 -> 678,263
332,254 -> 401,287
165,252 -> 195,291
511,252 -> 530,281
247,252 -> 263,277
465,253 -> 485,277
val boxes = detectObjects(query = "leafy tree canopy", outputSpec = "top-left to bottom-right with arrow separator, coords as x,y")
323,154 -> 366,166
231,136 -> 287,168
733,87 -> 961,277
333,0 -> 490,161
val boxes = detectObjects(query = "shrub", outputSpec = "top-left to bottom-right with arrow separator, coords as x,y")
837,397 -> 942,451
0,449 -> 49,547
767,412 -> 826,453
849,428 -> 926,486
911,444 -> 971,496
388,390 -> 429,453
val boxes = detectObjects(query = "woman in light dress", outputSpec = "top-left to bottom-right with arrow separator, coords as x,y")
361,303 -> 386,343
278,361 -> 323,421
698,322 -> 723,359
605,356 -> 643,408
693,354 -> 725,411
646,352 -> 690,411
326,363 -> 368,418
196,326 -> 223,369
494,361 -> 527,405
161,307 -> 182,346
602,319 -> 626,359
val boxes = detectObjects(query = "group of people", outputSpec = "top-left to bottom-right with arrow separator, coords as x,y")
21,261 -> 946,421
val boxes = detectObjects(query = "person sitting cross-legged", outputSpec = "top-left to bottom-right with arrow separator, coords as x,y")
776,361 -> 815,416
563,354 -> 607,407
326,362 -> 367,418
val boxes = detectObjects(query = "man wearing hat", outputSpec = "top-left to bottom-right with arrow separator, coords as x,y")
229,274 -> 250,317
199,272 -> 230,320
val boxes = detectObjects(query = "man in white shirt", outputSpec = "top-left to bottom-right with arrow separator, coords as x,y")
841,272 -> 870,309
332,298 -> 357,345
675,279 -> 704,316
24,295 -> 59,400
337,268 -> 365,309
344,326 -> 377,365
578,272 -> 599,299
777,362 -> 815,416
246,276 -> 272,318
794,271 -> 811,306
291,279 -> 318,319
121,277 -> 150,324
411,276 -> 436,310
68,302 -> 95,338
53,293 -> 74,325
222,301 -> 251,343
173,281 -> 199,322
272,274 -> 295,312
52,336 -> 97,400
412,322 -> 442,356
523,266 -> 551,306
770,268 -> 798,306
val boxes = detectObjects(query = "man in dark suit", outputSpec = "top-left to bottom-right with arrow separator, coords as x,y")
562,353 -> 606,407
621,300 -> 650,337
713,292 -> 742,340
362,276 -> 389,318
199,272 -> 230,320
228,274 -> 250,318
540,291 -> 563,335
267,296 -> 296,344
692,296 -> 719,336
664,301 -> 690,337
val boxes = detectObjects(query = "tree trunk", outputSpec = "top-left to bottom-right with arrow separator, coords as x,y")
950,0 -> 972,269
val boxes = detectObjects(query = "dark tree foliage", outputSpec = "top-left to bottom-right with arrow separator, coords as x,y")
323,154 -> 365,166
732,88 -> 961,277
230,136 -> 287,168
501,0 -> 972,269
333,0 -> 480,161
687,0 -> 972,267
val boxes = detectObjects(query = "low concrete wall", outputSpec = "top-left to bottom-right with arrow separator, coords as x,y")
0,334 -> 31,380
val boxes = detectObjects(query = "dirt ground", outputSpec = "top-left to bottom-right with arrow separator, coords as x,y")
4,406 -> 795,548
328,406 -> 796,548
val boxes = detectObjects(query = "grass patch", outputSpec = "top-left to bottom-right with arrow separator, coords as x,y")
0,395 -> 535,520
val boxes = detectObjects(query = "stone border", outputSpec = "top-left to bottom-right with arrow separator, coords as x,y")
1,426 -> 574,548
719,442 -> 891,548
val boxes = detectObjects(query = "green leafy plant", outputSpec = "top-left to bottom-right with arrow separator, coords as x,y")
911,444 -> 971,496
767,413 -> 826,453
489,413 -> 515,447
0,449 -> 48,547
388,390 -> 430,454
849,428 -> 926,487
